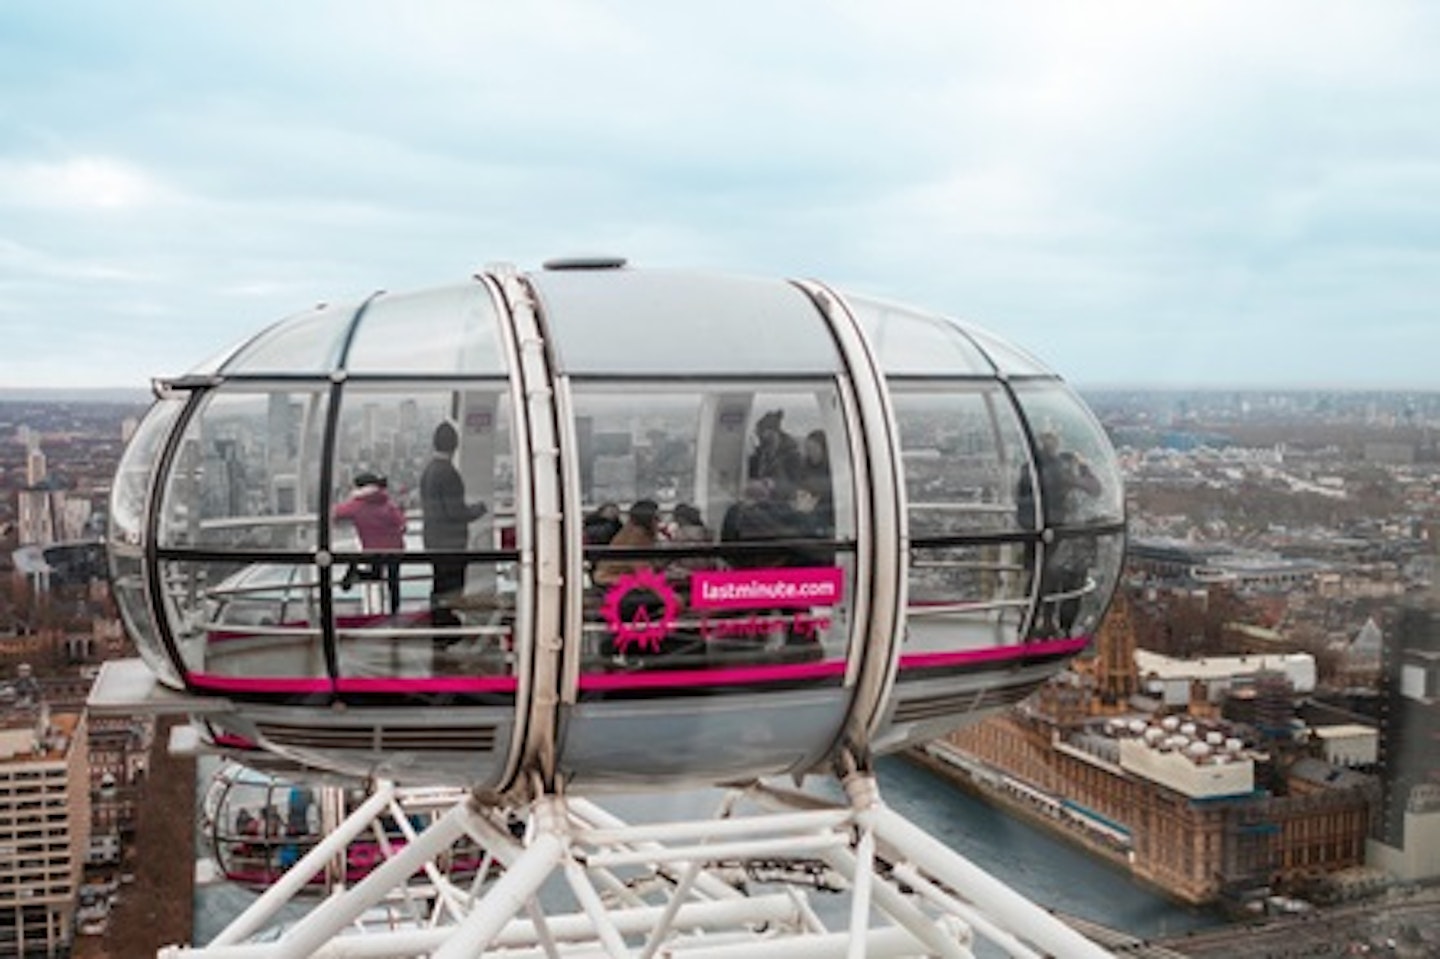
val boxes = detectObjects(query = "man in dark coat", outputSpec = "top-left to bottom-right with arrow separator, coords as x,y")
420,421 -> 488,630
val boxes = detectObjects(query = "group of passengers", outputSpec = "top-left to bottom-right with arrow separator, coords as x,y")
587,499 -> 713,587
732,408 -> 835,559
587,410 -> 836,586
748,409 -> 833,524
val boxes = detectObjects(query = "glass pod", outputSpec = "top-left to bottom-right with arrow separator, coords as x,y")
109,261 -> 1125,793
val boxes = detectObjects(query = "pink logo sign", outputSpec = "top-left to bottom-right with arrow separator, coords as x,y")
599,569 -> 681,654
690,567 -> 843,611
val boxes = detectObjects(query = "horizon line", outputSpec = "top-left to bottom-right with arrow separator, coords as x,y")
2,382 -> 1440,400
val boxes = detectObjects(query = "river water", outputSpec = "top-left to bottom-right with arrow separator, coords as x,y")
194,754 -> 1223,945
872,755 -> 1222,940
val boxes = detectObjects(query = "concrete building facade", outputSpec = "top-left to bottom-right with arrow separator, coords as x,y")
0,705 -> 89,957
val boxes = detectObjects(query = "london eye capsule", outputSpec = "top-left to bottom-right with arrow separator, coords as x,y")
105,260 -> 1125,796
200,761 -> 486,893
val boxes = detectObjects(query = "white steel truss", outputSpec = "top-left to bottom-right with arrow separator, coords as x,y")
162,771 -> 1114,959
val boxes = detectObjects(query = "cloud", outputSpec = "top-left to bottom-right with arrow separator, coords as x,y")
0,1 -> 1437,390
0,156 -> 168,210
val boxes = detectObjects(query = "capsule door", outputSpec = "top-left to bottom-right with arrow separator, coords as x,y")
527,267 -> 871,789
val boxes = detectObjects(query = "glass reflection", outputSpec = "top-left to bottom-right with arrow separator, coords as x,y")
157,388 -> 330,551
221,302 -> 357,374
1031,532 -> 1125,641
111,552 -> 181,686
344,285 -> 508,374
1012,383 -> 1125,528
845,296 -> 995,376
177,560 -> 329,681
110,398 -> 184,548
891,386 -> 1032,538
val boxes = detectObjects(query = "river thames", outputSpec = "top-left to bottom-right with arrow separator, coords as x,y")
872,755 -> 1222,940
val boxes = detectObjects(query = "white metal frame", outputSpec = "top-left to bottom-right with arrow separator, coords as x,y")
162,770 -> 1113,959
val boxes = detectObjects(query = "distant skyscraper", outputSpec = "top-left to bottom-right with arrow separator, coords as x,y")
16,491 -> 56,547
25,445 -> 46,488
363,402 -> 379,453
398,398 -> 419,456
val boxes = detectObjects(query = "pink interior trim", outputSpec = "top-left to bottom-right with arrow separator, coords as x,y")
336,676 -> 519,694
191,674 -> 333,694
898,635 -> 1090,670
189,640 -> 1087,695
224,867 -> 324,886
212,732 -> 260,750
578,657 -> 847,691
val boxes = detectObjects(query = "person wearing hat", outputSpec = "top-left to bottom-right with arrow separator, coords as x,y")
420,421 -> 489,634
332,471 -> 407,614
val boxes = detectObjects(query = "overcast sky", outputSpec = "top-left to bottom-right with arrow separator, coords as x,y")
2,2 -> 1437,392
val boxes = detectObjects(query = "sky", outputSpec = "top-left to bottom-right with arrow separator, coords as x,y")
1,1 -> 1437,392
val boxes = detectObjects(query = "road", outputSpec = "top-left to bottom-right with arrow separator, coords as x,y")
1154,885 -> 1440,958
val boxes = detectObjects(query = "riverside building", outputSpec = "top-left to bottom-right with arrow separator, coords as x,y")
931,597 -> 1377,907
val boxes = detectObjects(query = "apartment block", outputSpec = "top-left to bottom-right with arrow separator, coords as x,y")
0,703 -> 89,957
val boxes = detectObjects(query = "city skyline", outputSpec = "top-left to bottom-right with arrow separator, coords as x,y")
2,3 -> 1439,392
2,365 -> 1439,953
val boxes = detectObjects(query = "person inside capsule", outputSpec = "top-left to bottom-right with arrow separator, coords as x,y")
421,421 -> 489,636
332,470 -> 406,614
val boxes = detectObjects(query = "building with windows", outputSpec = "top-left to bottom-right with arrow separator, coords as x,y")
930,606 -> 1377,906
0,703 -> 89,957
1368,606 -> 1440,882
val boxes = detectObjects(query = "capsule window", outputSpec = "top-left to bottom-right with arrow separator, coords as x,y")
891,385 -> 1035,655
326,386 -> 520,684
570,383 -> 855,677
156,387 -> 330,552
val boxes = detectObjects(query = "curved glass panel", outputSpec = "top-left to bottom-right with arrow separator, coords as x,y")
110,399 -> 188,686
333,556 -> 518,683
1011,383 -> 1125,528
892,384 -> 1036,657
1031,531 -> 1124,641
843,295 -> 994,376
532,270 -> 841,375
962,323 -> 1054,377
111,551 -> 181,687
221,301 -> 358,374
187,332 -> 258,377
328,385 -> 519,684
204,764 -> 325,888
169,559 -> 330,685
891,385 -> 1033,539
110,398 -> 185,549
906,543 -> 1030,651
156,387 -> 330,550
572,383 -> 854,677
344,285 -> 508,375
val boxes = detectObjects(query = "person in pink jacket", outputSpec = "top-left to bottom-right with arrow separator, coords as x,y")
333,472 -> 407,613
